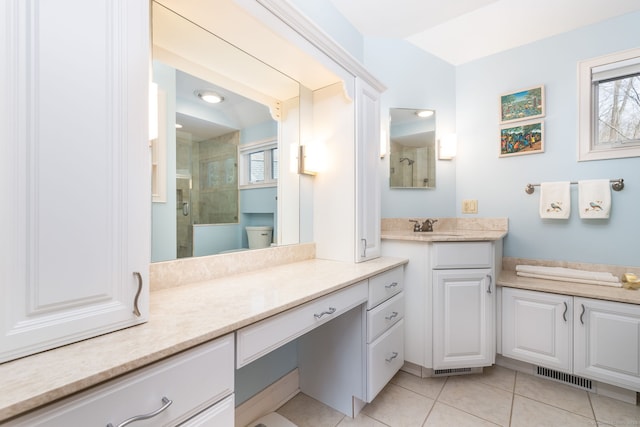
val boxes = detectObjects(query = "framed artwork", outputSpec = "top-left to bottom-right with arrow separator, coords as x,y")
500,120 -> 544,157
500,85 -> 545,124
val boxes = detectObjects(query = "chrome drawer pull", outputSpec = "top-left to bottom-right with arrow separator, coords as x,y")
107,396 -> 172,427
385,351 -> 399,363
314,307 -> 336,319
385,282 -> 398,289
132,272 -> 143,317
385,311 -> 399,321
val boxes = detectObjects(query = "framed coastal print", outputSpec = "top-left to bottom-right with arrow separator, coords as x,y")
500,85 -> 545,124
500,120 -> 544,157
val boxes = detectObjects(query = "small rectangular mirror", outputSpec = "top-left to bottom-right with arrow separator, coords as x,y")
389,108 -> 436,188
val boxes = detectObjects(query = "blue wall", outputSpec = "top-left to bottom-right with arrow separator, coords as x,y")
455,11 -> 640,266
298,3 -> 640,267
364,38 -> 457,218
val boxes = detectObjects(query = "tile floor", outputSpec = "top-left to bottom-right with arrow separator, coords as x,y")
275,366 -> 640,427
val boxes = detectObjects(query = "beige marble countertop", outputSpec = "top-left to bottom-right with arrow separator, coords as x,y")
498,256 -> 640,305
381,229 -> 507,242
0,256 -> 407,422
498,271 -> 640,305
381,217 -> 508,242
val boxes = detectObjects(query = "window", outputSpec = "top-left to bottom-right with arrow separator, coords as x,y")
578,48 -> 640,161
239,139 -> 278,187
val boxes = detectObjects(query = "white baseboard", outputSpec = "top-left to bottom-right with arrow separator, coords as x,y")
235,368 -> 300,427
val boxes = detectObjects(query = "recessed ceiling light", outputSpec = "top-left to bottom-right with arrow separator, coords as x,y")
415,110 -> 434,118
195,90 -> 224,104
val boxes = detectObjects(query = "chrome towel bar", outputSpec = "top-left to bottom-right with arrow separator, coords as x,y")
525,178 -> 624,194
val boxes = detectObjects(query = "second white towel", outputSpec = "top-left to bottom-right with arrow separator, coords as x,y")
539,181 -> 570,219
579,179 -> 611,219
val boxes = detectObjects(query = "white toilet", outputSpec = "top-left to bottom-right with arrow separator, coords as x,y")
246,226 -> 273,249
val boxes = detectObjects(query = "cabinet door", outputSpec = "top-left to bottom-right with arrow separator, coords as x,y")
574,297 -> 640,391
0,0 -> 150,363
502,288 -> 572,372
433,269 -> 494,369
355,78 -> 381,262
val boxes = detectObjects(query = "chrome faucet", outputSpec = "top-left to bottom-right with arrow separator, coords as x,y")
409,218 -> 438,232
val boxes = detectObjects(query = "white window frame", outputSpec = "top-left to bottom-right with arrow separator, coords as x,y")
238,138 -> 278,188
578,47 -> 640,161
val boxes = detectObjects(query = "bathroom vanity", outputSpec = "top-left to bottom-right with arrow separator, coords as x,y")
0,251 -> 407,425
498,264 -> 640,397
380,218 -> 507,375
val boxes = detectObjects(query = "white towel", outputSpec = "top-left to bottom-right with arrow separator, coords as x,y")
515,265 -> 621,287
516,265 -> 620,283
539,182 -> 570,219
579,179 -> 611,219
516,272 -> 622,287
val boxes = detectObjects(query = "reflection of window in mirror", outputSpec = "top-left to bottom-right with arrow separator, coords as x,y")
578,48 -> 640,161
240,140 -> 278,187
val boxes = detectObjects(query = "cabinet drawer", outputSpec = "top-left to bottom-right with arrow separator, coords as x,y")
367,266 -> 404,309
7,334 -> 234,427
432,242 -> 492,269
178,394 -> 234,427
367,291 -> 404,343
367,319 -> 404,402
236,281 -> 368,367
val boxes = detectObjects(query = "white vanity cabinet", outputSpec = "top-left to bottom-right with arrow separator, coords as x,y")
355,78 -> 382,262
574,297 -> 640,391
381,239 -> 502,373
6,334 -> 235,427
432,242 -> 496,370
501,288 -> 573,372
365,266 -> 405,401
500,288 -> 640,392
0,0 -> 150,363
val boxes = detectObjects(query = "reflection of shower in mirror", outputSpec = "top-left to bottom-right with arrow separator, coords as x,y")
399,157 -> 415,165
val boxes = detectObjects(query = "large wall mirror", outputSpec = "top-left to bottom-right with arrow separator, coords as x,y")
151,1 -> 301,262
389,108 -> 436,188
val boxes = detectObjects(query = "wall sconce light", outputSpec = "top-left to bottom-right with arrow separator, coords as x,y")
298,142 -> 325,175
149,82 -> 159,141
380,128 -> 388,158
438,133 -> 457,160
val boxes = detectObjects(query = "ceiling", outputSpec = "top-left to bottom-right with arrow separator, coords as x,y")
175,70 -> 273,142
327,0 -> 640,65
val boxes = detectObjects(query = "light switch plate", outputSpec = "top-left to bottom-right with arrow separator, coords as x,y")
462,199 -> 478,214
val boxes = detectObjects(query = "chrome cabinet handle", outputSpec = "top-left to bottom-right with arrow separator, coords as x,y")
107,396 -> 172,427
314,307 -> 336,319
486,274 -> 492,294
385,282 -> 398,289
132,272 -> 143,317
385,311 -> 399,321
385,351 -> 399,363
563,301 -> 568,322
580,304 -> 585,325
361,238 -> 367,258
